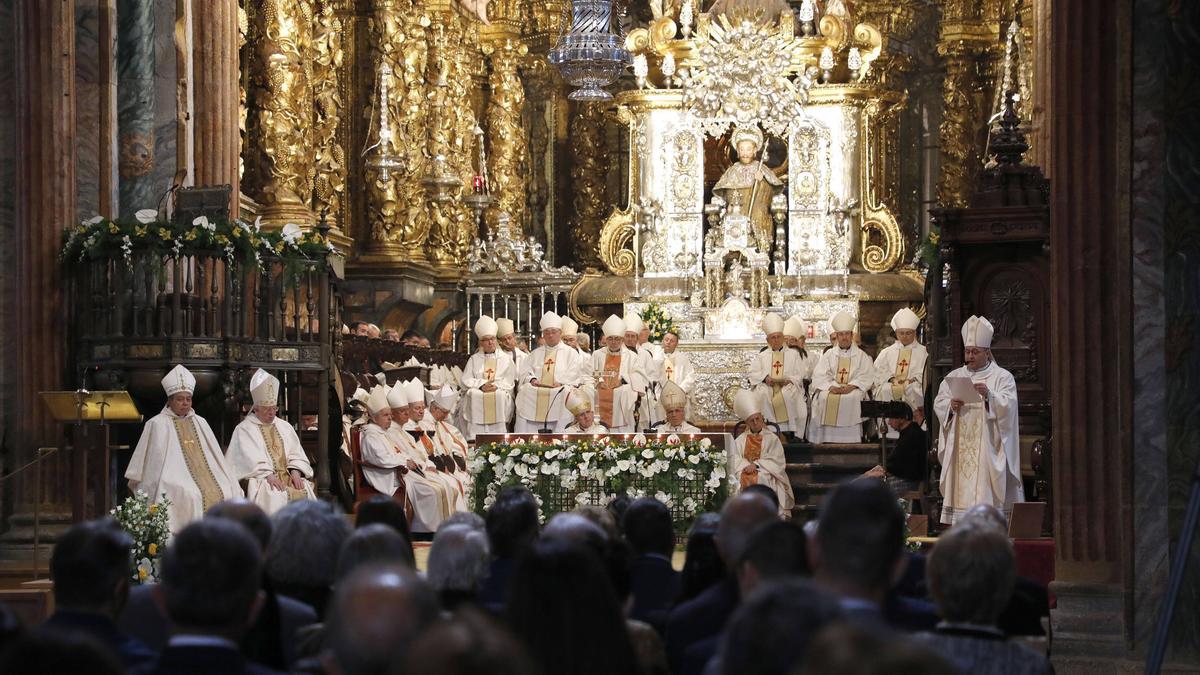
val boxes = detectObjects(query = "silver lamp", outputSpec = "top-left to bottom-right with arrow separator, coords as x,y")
549,0 -> 630,101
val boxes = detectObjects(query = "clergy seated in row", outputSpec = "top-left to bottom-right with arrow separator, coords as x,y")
625,313 -> 664,428
873,307 -> 929,438
426,385 -> 473,498
406,380 -> 470,513
358,385 -> 442,532
496,317 -> 528,376
783,316 -> 817,389
862,393 -> 929,495
749,312 -> 808,439
729,389 -> 795,518
515,311 -> 583,433
382,382 -> 458,530
562,316 -> 588,360
563,390 -> 606,433
226,369 -> 315,516
126,365 -> 242,533
934,315 -> 1024,525
809,311 -> 875,444
656,381 -> 701,434
461,315 -> 516,440
582,315 -> 647,433
658,329 -> 695,395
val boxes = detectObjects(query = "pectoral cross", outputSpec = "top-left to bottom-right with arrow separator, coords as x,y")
837,366 -> 849,383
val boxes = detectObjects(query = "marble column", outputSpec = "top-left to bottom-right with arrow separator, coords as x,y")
7,0 -> 76,553
1047,0 -> 1136,660
116,0 -> 156,217
191,0 -> 239,215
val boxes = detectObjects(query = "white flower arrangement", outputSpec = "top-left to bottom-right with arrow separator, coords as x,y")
110,491 -> 172,584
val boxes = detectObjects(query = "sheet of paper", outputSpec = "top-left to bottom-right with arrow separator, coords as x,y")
945,376 -> 983,403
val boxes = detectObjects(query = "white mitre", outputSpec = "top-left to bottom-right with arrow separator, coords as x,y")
366,385 -> 390,415
429,384 -> 459,413
249,368 -> 279,407
562,317 -> 579,337
404,378 -> 426,404
891,307 -> 920,332
830,311 -> 857,333
540,311 -> 563,331
475,315 -> 497,338
784,316 -> 806,339
602,315 -> 626,338
350,387 -> 370,405
496,318 -> 515,338
624,313 -> 645,334
566,389 -> 593,416
762,312 -> 784,335
386,382 -> 408,409
962,315 -> 995,349
661,381 -> 688,411
162,364 -> 196,397
733,389 -> 759,421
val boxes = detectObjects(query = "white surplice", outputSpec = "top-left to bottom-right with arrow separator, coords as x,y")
581,347 -> 646,433
808,344 -> 875,444
728,430 -> 795,517
657,350 -> 696,393
226,415 -> 316,515
126,409 -> 242,533
748,347 -> 808,434
933,361 -> 1025,525
872,341 -> 929,406
461,348 -> 516,439
515,343 -> 582,432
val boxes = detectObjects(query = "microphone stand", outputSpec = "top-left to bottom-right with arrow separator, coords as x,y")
537,385 -> 567,435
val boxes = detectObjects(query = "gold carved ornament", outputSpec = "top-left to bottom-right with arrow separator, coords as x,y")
483,38 -> 530,236
312,0 -> 346,228
569,101 -> 609,269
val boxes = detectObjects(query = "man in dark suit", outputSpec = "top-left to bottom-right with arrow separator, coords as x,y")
42,518 -> 156,669
622,497 -> 681,634
142,518 -> 283,675
665,491 -> 777,675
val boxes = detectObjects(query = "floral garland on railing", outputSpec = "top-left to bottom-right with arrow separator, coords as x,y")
472,435 -> 729,529
61,208 -> 338,273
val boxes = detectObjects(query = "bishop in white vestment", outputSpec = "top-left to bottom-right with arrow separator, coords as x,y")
497,318 -> 528,394
657,330 -> 696,393
933,315 -> 1024,525
226,369 -> 316,515
127,365 -> 242,533
582,315 -> 646,433
873,308 -> 929,415
563,390 -> 606,433
427,385 -> 474,504
657,381 -> 701,434
462,316 -> 516,439
809,311 -> 875,444
784,316 -> 817,387
515,312 -> 583,432
380,383 -> 456,532
729,389 -> 795,517
748,313 -> 807,435
625,313 -> 662,429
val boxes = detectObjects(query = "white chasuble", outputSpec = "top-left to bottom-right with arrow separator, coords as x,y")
584,348 -> 645,432
728,430 -> 795,517
126,409 -> 242,533
933,362 -> 1025,525
747,348 -> 807,434
462,349 -> 515,438
872,341 -> 929,405
659,351 -> 696,392
227,415 -> 316,515
808,345 -> 874,443
515,344 -> 581,430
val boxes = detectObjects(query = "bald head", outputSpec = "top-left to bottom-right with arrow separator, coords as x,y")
329,564 -> 441,675
716,492 -> 779,566
959,504 -> 1008,533
206,499 -> 272,550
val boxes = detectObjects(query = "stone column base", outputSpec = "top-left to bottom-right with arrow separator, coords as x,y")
1050,581 -> 1134,663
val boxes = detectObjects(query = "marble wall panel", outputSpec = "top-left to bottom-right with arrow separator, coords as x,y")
76,1 -> 101,221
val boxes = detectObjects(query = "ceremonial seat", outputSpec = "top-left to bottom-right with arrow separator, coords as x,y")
349,428 -> 413,522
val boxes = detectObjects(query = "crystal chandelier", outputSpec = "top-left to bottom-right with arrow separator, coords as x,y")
549,0 -> 630,101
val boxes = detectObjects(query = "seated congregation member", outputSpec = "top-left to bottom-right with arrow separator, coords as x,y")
666,491 -> 778,675
716,579 -> 843,675
958,505 -> 1052,638
657,381 -> 701,434
622,497 -> 681,632
872,308 -> 928,438
324,565 -> 442,675
44,519 -> 156,670
916,522 -> 1052,675
227,369 -> 316,515
426,523 -> 492,612
585,315 -> 647,433
479,486 -> 541,611
427,384 -> 473,498
264,500 -> 352,620
127,364 -> 242,533
563,390 -> 605,433
729,389 -> 795,517
749,313 -> 807,439
677,513 -> 724,605
461,315 -> 515,440
381,383 -> 456,531
515,312 -> 583,433
147,519 -> 280,675
335,524 -> 416,578
808,311 -> 874,444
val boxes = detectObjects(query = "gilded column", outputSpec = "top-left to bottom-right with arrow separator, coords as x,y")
935,0 -> 1001,208
311,0 -> 351,247
482,14 -> 529,237
569,101 -> 608,269
246,0 -> 316,227
192,0 -> 240,214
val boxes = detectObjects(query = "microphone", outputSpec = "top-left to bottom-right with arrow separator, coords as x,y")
538,385 -> 568,435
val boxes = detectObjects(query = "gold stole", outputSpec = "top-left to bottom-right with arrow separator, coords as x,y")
740,433 -> 762,489
768,351 -> 789,422
891,347 -> 913,401
482,356 -> 499,424
259,423 -> 307,501
664,356 -> 676,382
439,421 -> 469,458
534,349 -> 559,421
172,417 -> 225,511
597,352 -> 622,426
822,356 -> 853,426
418,433 -> 453,516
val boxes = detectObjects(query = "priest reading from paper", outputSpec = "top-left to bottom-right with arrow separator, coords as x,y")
563,390 -> 605,433
126,364 -> 242,533
933,315 -> 1024,525
729,388 -> 795,517
379,382 -> 456,532
515,312 -> 583,433
226,368 -> 316,515
748,312 -> 807,438
461,315 -> 516,440
584,315 -> 647,433
657,381 -> 701,434
808,311 -> 875,444
872,307 -> 929,434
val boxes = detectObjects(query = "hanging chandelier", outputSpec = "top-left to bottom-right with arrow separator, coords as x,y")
549,0 -> 630,101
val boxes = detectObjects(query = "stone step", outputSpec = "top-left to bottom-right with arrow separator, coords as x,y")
784,442 -> 881,465
786,463 -> 872,485
790,482 -> 842,507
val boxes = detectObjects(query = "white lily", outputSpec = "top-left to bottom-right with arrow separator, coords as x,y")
281,222 -> 303,244
134,209 -> 158,224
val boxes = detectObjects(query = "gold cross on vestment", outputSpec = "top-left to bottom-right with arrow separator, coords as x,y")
897,358 -> 908,370
484,367 -> 495,380
772,361 -> 783,375
837,366 -> 849,383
